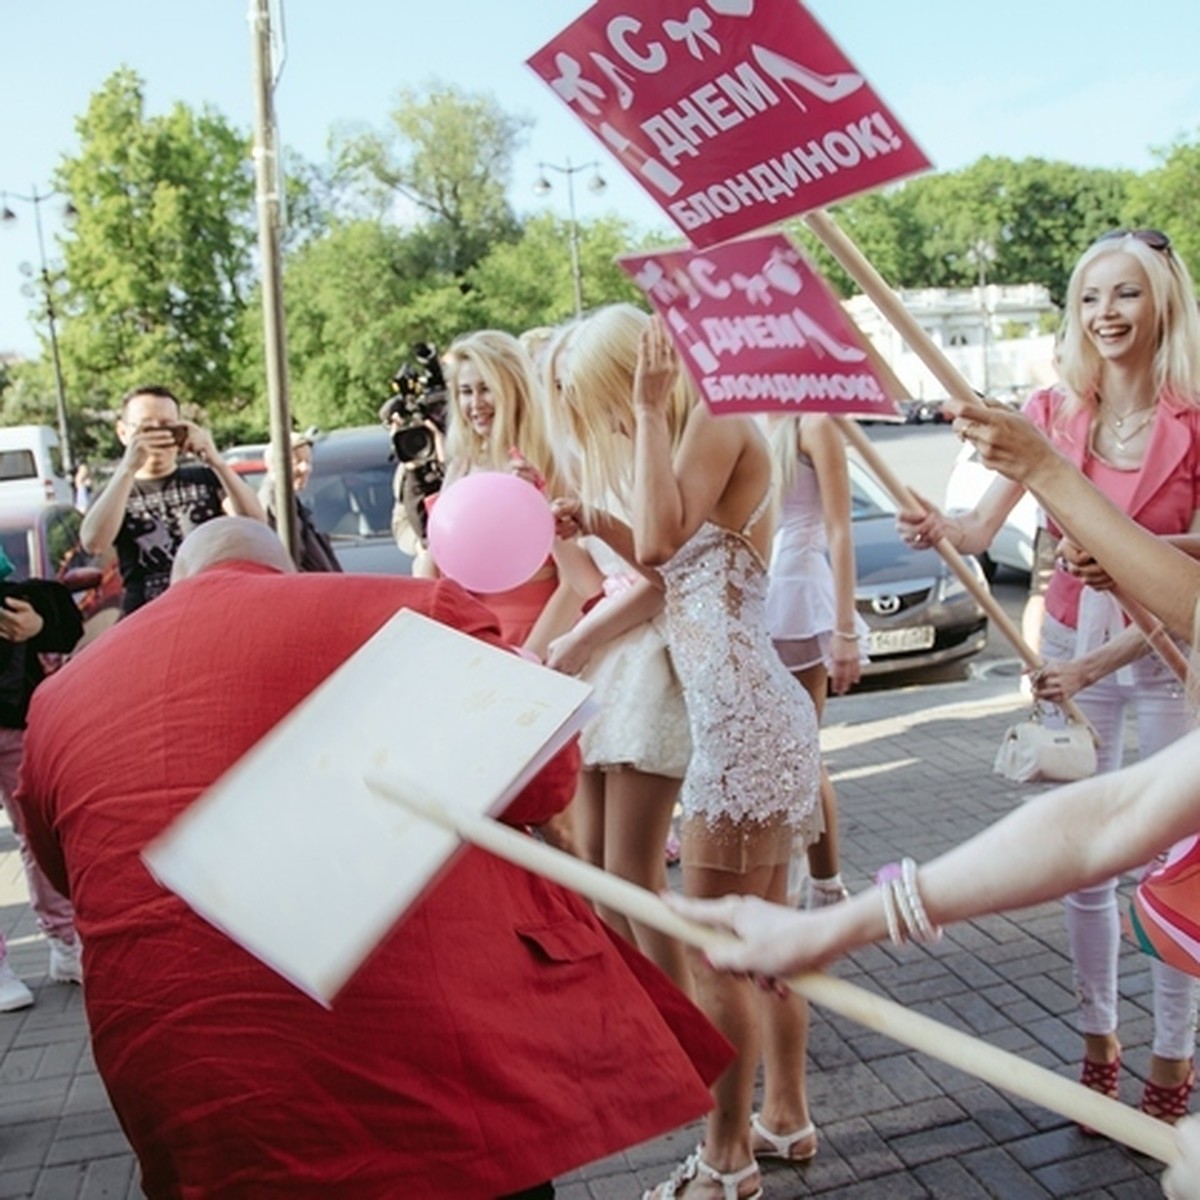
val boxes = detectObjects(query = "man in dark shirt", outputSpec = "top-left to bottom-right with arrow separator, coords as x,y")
80,385 -> 265,613
0,546 -> 85,1010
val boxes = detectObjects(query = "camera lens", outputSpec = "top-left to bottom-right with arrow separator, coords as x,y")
393,425 -> 435,464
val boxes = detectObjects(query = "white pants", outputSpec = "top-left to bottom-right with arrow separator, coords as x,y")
1041,613 -> 1198,1059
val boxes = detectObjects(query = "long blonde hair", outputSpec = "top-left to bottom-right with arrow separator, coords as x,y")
442,329 -> 562,494
767,414 -> 805,495
1056,232 -> 1200,421
553,303 -> 693,517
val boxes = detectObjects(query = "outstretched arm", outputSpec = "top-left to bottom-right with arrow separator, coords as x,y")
545,575 -> 664,676
667,726 -> 1200,980
951,397 -> 1200,642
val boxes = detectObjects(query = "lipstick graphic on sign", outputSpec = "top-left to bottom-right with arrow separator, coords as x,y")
666,308 -> 719,374
599,123 -> 684,197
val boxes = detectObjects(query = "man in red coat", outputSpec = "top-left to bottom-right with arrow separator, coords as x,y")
17,518 -> 729,1200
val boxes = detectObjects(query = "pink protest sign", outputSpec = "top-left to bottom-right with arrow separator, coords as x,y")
618,232 -> 903,419
527,1 -> 931,248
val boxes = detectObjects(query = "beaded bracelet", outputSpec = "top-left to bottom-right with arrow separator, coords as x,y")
900,858 -> 943,944
833,630 -> 861,641
874,862 -> 904,946
874,858 -> 943,946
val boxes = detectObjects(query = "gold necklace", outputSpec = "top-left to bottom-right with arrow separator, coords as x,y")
1101,406 -> 1156,449
1107,401 -> 1156,428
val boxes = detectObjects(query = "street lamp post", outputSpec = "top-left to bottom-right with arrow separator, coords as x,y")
967,238 -> 996,397
2,186 -> 75,475
533,159 -> 606,318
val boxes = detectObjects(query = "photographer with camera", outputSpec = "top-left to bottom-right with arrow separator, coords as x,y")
81,386 -> 266,615
380,343 -> 448,557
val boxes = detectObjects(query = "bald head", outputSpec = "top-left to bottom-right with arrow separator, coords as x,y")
171,517 -> 296,584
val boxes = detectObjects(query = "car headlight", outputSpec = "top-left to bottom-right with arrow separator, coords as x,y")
937,561 -> 984,602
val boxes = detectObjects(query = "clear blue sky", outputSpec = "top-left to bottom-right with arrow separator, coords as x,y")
2,0 -> 1197,358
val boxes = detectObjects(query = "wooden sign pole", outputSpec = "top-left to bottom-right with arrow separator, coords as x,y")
804,209 -> 980,409
368,771 -> 1177,1167
834,415 -> 1094,735
802,208 -> 1093,734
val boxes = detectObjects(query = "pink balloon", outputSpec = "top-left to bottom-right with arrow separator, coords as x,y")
427,473 -> 555,594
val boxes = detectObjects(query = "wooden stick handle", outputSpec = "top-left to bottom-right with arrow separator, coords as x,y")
804,209 -> 979,409
803,209 -> 1092,734
834,416 -> 1096,737
367,771 -> 1176,1165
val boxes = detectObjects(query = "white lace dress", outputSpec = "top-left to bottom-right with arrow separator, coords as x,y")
657,492 -> 822,869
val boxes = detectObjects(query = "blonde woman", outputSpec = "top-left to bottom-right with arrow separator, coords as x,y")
554,308 -> 822,1200
901,229 -> 1200,1122
420,329 -> 580,661
766,413 -> 867,908
544,311 -> 692,992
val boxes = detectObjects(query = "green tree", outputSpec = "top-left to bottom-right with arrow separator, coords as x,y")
53,68 -> 257,416
1126,130 -> 1200,278
335,83 -> 529,278
237,218 -> 484,435
800,157 -> 1132,306
465,213 -> 649,331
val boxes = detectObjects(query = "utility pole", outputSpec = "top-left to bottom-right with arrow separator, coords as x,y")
249,0 -> 296,561
1,187 -> 75,475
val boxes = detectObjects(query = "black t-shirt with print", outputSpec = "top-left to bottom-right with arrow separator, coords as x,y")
115,464 -> 225,614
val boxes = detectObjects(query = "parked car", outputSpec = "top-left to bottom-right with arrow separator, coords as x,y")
848,460 -> 989,678
307,427 -> 412,575
0,425 -> 73,506
0,503 -> 122,650
222,441 -> 268,492
942,440 -> 1039,580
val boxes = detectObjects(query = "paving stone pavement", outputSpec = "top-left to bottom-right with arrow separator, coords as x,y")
0,666 -> 1173,1198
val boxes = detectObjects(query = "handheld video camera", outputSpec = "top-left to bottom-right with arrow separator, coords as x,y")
379,342 -> 448,544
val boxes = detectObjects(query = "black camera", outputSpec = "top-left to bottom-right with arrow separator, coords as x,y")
379,343 -> 448,464
379,342 -> 448,544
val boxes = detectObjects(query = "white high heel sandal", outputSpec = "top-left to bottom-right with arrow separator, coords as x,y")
642,1148 -> 763,1200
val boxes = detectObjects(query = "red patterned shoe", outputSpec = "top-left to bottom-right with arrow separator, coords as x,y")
1140,1067 -> 1195,1125
1078,1053 -> 1120,1136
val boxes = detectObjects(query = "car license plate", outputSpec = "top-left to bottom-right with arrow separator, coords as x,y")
868,626 -> 935,655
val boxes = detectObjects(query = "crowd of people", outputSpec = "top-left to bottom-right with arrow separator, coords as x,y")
3,223 -> 1200,1199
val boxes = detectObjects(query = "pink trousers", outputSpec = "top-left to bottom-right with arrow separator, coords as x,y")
0,727 -> 76,961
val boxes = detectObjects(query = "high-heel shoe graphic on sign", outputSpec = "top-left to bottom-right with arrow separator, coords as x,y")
751,45 -> 863,112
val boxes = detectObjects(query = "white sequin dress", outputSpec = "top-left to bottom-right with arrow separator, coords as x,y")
658,491 -> 822,869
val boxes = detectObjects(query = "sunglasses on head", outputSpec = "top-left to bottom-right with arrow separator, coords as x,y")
1094,227 -> 1173,254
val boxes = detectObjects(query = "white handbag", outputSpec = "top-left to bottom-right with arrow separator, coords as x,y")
994,707 -> 1097,784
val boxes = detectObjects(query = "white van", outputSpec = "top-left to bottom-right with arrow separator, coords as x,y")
0,425 -> 73,507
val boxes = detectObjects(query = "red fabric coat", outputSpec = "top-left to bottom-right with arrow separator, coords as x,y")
17,565 -> 730,1200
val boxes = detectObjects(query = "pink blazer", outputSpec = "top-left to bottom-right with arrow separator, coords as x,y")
1025,385 -> 1200,627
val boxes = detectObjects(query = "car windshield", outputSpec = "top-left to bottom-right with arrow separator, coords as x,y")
848,460 -> 895,520
307,448 -> 396,538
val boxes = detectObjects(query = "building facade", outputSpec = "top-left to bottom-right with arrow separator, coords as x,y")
843,284 -> 1060,403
